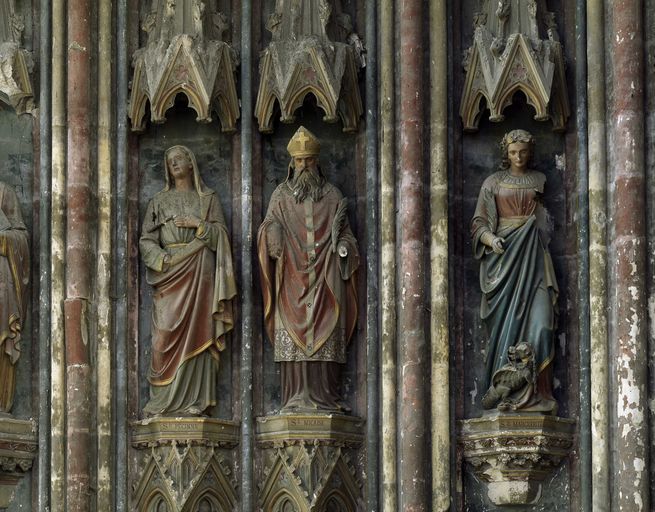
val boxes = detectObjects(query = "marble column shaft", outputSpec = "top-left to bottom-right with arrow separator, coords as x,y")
65,0 -> 93,508
429,0 -> 450,509
607,1 -> 650,510
397,0 -> 428,510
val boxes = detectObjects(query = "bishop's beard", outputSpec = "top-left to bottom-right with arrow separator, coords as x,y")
290,167 -> 325,203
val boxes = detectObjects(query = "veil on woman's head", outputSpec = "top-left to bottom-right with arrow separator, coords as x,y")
163,145 -> 212,196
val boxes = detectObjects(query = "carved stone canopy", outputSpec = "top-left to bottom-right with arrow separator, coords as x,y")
255,0 -> 365,134
460,0 -> 569,132
0,0 -> 34,115
129,0 -> 240,133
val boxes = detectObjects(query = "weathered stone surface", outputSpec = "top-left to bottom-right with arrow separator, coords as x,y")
255,0 -> 364,133
256,413 -> 364,511
460,0 -> 569,131
459,413 -> 574,506
131,418 -> 239,512
129,1 -> 240,133
0,417 -> 37,509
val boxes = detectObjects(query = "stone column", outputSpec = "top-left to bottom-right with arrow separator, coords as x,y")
96,0 -> 114,508
607,1 -> 650,510
65,0 -> 93,508
429,0 -> 450,509
587,0 -> 610,508
397,0 -> 428,510
50,0 -> 67,508
379,0 -> 397,510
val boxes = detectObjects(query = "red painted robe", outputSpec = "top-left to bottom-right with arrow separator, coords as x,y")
258,180 -> 359,362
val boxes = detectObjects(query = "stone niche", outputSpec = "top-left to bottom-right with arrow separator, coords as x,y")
256,414 -> 364,512
131,417 -> 239,512
459,413 -> 574,506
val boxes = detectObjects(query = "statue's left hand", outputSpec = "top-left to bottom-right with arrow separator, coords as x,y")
337,241 -> 348,257
174,215 -> 201,228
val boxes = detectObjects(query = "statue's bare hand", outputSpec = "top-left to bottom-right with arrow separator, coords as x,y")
174,215 -> 201,228
337,241 -> 348,257
491,237 -> 505,254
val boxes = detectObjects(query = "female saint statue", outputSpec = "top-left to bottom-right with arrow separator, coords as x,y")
140,146 -> 236,416
0,181 -> 28,414
471,130 -> 559,414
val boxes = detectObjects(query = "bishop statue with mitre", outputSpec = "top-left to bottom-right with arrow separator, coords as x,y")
257,126 -> 359,413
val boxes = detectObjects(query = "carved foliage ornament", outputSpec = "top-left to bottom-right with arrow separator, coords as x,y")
0,0 -> 34,115
459,414 -> 575,506
129,0 -> 240,133
460,0 -> 569,131
255,0 -> 365,133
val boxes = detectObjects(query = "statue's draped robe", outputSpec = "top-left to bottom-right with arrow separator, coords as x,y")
0,182 -> 29,413
258,180 -> 358,410
140,183 -> 236,416
471,170 -> 558,408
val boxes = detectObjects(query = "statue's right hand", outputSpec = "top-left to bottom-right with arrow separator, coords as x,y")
268,242 -> 282,260
491,237 -> 505,254
162,254 -> 171,272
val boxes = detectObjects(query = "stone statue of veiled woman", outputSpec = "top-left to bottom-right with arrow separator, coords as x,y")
471,130 -> 559,414
0,181 -> 29,414
140,145 -> 237,416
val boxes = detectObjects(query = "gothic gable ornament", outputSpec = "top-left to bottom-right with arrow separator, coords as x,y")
255,0 -> 365,133
0,0 -> 34,115
129,0 -> 240,133
460,0 -> 569,131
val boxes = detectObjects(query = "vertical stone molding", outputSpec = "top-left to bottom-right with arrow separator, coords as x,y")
0,0 -> 34,114
254,0 -> 365,133
256,414 -> 364,511
459,414 -> 574,506
460,0 -> 569,131
0,418 -> 37,509
131,418 -> 239,512
128,0 -> 240,133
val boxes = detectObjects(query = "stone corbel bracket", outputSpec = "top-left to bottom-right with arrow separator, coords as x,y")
459,413 -> 575,506
0,1 -> 35,115
256,414 -> 365,511
460,9 -> 569,131
129,3 -> 240,133
131,417 -> 239,512
0,417 -> 38,509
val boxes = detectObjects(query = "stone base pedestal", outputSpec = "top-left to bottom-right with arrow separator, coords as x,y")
131,417 -> 239,512
459,413 -> 574,506
256,414 -> 364,512
0,417 -> 37,509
